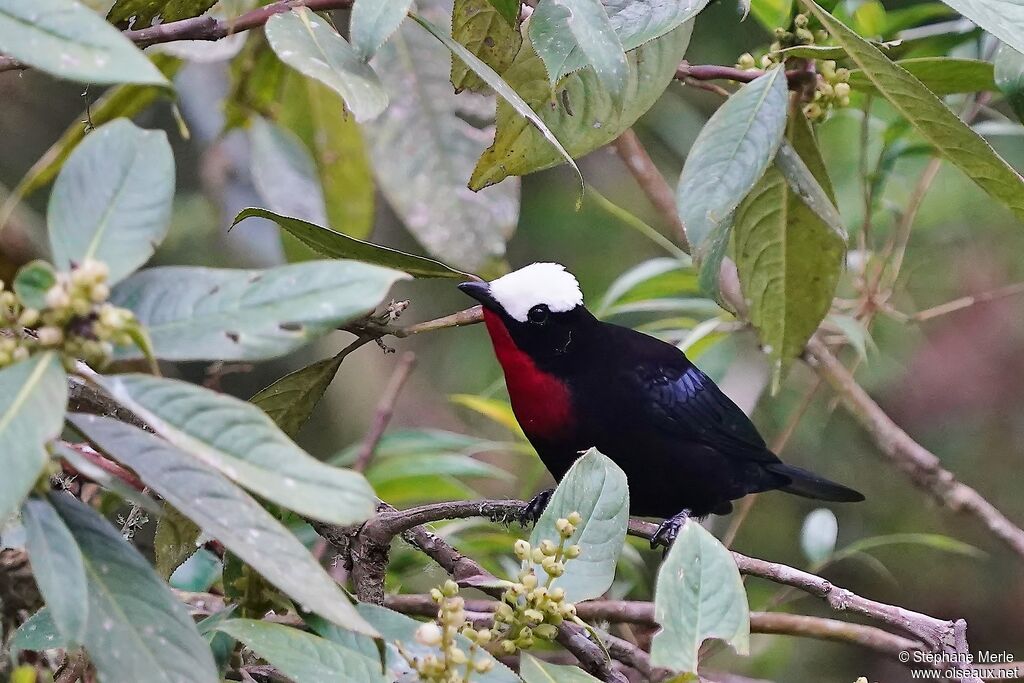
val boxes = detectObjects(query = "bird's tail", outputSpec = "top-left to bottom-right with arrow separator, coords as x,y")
767,464 -> 865,502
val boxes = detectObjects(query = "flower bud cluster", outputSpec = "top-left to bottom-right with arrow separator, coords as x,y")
804,59 -> 851,122
401,580 -> 494,682
0,259 -> 137,371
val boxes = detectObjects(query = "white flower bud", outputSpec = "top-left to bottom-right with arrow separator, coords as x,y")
415,622 -> 443,647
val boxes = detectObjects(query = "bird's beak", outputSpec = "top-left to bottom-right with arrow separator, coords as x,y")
458,281 -> 499,312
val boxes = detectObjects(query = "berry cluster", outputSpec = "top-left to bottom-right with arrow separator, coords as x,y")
0,259 -> 138,371
403,580 -> 494,682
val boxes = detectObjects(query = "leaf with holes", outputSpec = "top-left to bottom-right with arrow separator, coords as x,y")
451,0 -> 523,92
803,0 -> 1024,222
0,0 -> 168,86
649,521 -> 750,673
48,119 -> 174,285
50,492 -> 219,683
0,353 -> 67,525
250,353 -> 346,438
676,66 -> 789,296
265,7 -> 388,122
109,260 -> 407,361
94,374 -> 378,526
70,415 -> 378,635
529,449 -> 629,603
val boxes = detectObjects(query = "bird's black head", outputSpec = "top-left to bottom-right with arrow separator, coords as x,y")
458,263 -> 597,365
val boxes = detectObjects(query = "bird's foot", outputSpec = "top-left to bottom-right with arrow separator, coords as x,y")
521,489 -> 555,526
650,509 -> 692,552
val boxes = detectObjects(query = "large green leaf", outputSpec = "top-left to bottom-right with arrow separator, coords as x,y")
248,116 -> 327,226
601,0 -> 711,52
848,57 -> 997,95
530,0 -> 629,97
21,498 -> 88,645
265,7 -> 388,122
70,415 -> 378,635
803,0 -> 1024,222
279,74 -> 376,239
451,0 -> 523,92
233,208 -> 470,278
48,119 -> 174,285
109,260 -> 408,361
934,0 -> 1024,57
215,619 -> 384,682
676,66 -> 789,294
250,354 -> 346,438
351,0 -> 414,60
520,653 -> 601,682
995,44 -> 1024,124
0,353 -> 67,524
364,10 -> 521,270
107,0 -> 217,28
733,110 -> 845,385
470,20 -> 692,189
649,521 -> 750,674
529,449 -> 628,603
50,492 -> 219,683
9,608 -> 64,659
486,0 -> 520,23
95,374 -> 378,526
0,0 -> 168,86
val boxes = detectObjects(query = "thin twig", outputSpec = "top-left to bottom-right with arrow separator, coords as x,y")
908,281 -> 1024,322
353,352 -> 417,473
612,130 -> 689,251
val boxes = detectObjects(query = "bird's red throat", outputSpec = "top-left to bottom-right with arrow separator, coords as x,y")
482,309 -> 574,439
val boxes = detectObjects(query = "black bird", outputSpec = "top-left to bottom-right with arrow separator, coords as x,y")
459,263 -> 863,547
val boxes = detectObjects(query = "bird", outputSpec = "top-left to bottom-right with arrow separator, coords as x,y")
459,262 -> 864,548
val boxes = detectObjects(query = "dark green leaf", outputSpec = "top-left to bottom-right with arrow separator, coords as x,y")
250,353 -> 346,438
232,208 -> 471,278
649,521 -> 749,673
849,57 -> 997,95
451,0 -> 523,93
486,0 -> 520,24
48,119 -> 175,285
0,0 -> 169,86
95,374 -> 378,526
107,0 -> 217,28
351,0 -> 414,59
153,502 -> 200,580
21,498 -> 88,645
50,492 -> 219,683
0,353 -> 67,524
70,415 -> 378,635
803,0 -> 1024,222
9,609 -> 64,658
110,260 -> 408,361
12,260 -> 57,310
529,449 -> 629,602
224,34 -> 287,130
995,44 -> 1024,123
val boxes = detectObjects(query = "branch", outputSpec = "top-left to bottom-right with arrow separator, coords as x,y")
611,130 -> 688,251
804,336 -> 1024,562
352,352 -> 417,473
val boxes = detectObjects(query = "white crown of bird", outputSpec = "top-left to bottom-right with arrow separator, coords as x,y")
488,263 -> 584,322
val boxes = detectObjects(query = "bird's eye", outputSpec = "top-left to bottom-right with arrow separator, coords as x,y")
527,305 -> 550,324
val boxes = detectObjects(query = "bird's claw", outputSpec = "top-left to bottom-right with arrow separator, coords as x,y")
521,489 -> 554,526
650,509 -> 692,552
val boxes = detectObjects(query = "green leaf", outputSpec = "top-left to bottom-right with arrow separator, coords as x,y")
215,619 -> 384,682
470,20 -> 692,189
109,260 -> 408,361
803,0 -> 1024,222
0,0 -> 169,86
107,0 -> 217,28
51,441 -> 162,515
597,257 -> 698,315
520,652 -> 602,682
279,74 -> 376,240
849,57 -> 997,95
13,260 -> 57,310
530,0 -> 629,98
601,0 -> 711,52
934,0 -> 1024,57
250,353 -> 346,438
676,66 -> 789,295
364,12 -> 521,270
749,0 -> 794,30
0,353 -> 67,524
232,209 -> 470,279
351,603 -> 519,683
249,116 -> 327,227
224,34 -> 288,129
413,12 -> 584,196
95,374 -> 378,526
529,449 -> 629,603
9,608 -> 65,658
265,7 -> 388,122
21,498 -> 88,645
799,508 -> 838,564
351,0 -> 414,60
366,453 -> 511,486
649,521 -> 750,673
451,0 -> 523,93
835,532 -> 986,561
153,502 -> 200,580
995,44 -> 1024,124
50,492 -> 219,683
486,0 -> 520,24
48,119 -> 175,285
733,110 -> 845,384
70,415 -> 378,636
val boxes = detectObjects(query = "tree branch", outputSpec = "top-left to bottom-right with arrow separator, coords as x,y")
352,352 -> 416,473
611,130 -> 689,251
